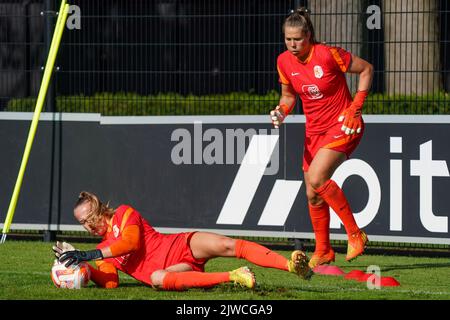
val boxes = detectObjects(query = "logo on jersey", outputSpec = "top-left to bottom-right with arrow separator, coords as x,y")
314,65 -> 324,78
113,225 -> 120,238
302,84 -> 323,100
114,253 -> 131,266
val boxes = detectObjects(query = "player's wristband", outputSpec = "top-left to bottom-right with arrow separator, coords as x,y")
84,249 -> 103,260
59,249 -> 104,267
62,249 -> 103,262
351,90 -> 369,110
279,103 -> 294,116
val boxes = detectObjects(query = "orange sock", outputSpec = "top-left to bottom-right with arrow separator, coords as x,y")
162,271 -> 230,291
315,179 -> 359,236
235,239 -> 288,271
308,202 -> 331,254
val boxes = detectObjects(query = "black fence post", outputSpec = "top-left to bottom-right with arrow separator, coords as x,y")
43,0 -> 56,113
43,0 -> 57,242
294,238 -> 306,251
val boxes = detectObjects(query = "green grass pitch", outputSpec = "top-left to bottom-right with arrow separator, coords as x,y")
0,241 -> 449,300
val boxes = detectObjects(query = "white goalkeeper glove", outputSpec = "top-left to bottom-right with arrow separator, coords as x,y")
52,241 -> 76,260
270,105 -> 287,129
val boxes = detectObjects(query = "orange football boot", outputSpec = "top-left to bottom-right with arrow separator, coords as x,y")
308,248 -> 335,269
346,230 -> 368,261
229,266 -> 256,289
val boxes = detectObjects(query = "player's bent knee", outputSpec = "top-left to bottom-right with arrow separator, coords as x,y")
218,237 -> 236,256
306,188 -> 316,200
150,270 -> 167,288
309,177 -> 328,191
306,187 -> 321,202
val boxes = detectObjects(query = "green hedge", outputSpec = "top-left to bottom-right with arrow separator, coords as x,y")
5,91 -> 449,115
365,92 -> 450,114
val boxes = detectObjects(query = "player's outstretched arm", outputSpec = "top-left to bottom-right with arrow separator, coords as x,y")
59,224 -> 141,268
102,224 -> 141,258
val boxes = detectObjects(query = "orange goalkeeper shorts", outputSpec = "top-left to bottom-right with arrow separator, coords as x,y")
163,232 -> 207,272
303,121 -> 364,172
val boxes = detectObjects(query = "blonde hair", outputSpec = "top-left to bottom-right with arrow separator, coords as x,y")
75,191 -> 115,227
283,7 -> 317,44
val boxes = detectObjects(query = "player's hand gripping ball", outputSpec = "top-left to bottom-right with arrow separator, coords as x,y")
52,241 -> 76,259
51,259 -> 90,289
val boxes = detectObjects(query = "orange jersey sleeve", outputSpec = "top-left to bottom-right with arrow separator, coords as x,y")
277,63 -> 290,85
108,224 -> 140,256
89,261 -> 119,288
329,47 -> 352,73
98,206 -> 141,257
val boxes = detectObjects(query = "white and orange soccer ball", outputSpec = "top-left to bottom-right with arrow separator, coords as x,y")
51,260 -> 91,289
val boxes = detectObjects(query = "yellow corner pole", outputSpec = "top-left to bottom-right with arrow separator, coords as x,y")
1,2 -> 70,243
45,0 -> 68,70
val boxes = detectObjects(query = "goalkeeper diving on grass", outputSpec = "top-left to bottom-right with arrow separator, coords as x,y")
53,191 -> 313,290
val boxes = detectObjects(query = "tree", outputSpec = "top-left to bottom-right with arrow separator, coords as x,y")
308,0 -> 363,93
383,0 -> 441,94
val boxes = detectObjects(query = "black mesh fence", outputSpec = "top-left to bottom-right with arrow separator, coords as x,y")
1,0 -> 449,115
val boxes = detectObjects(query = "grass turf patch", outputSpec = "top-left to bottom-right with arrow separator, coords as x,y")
0,241 -> 449,300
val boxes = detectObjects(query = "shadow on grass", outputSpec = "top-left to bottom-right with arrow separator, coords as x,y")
115,283 -> 152,288
380,262 -> 450,272
333,261 -> 450,272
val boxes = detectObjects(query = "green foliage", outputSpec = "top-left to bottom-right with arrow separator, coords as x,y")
364,92 -> 450,114
5,91 -> 281,116
5,91 -> 449,115
0,241 -> 449,300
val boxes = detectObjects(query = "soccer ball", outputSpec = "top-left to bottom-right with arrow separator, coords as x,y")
51,260 -> 91,289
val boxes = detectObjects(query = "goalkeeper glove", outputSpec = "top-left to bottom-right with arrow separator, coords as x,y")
338,90 -> 368,135
59,249 -> 103,268
270,104 -> 291,129
52,241 -> 76,260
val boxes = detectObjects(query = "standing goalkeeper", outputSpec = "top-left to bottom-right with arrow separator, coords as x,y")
270,8 -> 374,268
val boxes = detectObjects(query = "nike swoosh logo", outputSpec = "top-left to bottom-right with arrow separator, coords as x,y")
333,135 -> 344,139
291,72 -> 300,76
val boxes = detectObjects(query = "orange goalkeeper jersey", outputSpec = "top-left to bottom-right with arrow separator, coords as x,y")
277,43 -> 353,135
96,205 -> 182,286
